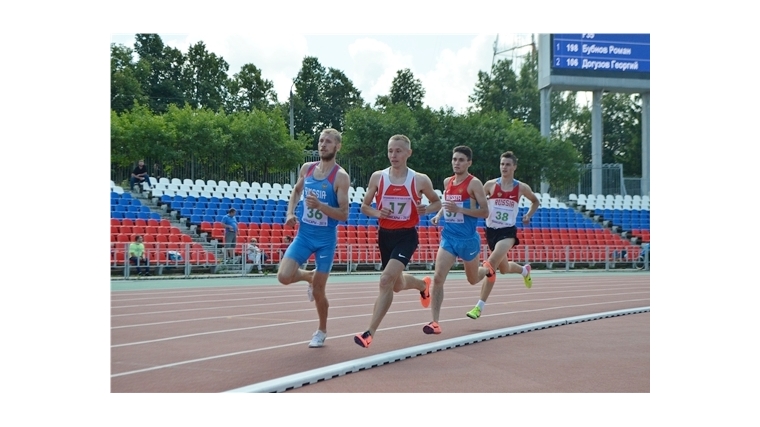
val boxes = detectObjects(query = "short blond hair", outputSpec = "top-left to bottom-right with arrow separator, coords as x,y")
321,128 -> 342,144
388,134 -> 411,149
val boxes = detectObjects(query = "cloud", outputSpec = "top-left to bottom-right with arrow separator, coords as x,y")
348,38 -> 414,106
166,33 -> 308,104
420,34 -> 494,113
110,33 -> 537,110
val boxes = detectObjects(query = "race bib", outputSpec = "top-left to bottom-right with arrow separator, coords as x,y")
444,201 -> 465,223
487,199 -> 517,227
382,195 -> 413,221
301,206 -> 328,226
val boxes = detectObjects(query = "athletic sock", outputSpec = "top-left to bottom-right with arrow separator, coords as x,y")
521,266 -> 528,277
476,300 -> 485,310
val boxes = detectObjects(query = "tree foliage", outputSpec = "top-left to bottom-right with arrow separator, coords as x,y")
183,41 -> 230,111
469,59 -> 519,115
132,34 -> 187,114
388,68 -> 426,110
291,57 -> 364,148
227,63 -> 278,113
110,44 -> 148,113
111,33 -> 645,187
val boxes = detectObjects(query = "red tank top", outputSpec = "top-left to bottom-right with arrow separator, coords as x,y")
376,167 -> 421,229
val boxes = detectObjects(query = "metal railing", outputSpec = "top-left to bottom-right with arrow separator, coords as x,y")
110,242 -> 649,279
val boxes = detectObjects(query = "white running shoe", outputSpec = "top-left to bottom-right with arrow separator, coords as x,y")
307,285 -> 314,302
308,330 -> 326,348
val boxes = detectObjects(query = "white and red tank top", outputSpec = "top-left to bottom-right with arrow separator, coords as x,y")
376,167 -> 421,230
485,178 -> 520,229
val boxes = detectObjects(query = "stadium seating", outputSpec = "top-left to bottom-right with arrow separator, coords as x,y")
113,178 -> 648,274
110,187 -> 219,272
572,193 -> 650,243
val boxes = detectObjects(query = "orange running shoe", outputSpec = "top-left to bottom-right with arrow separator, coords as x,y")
483,261 -> 496,284
354,330 -> 372,348
423,321 -> 441,335
420,276 -> 432,308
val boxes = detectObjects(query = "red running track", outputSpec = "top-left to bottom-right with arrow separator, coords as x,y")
111,270 -> 650,393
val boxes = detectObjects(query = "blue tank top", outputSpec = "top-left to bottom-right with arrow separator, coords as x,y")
441,174 -> 479,240
297,162 -> 341,238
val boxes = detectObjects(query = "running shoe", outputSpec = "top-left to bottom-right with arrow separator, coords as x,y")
308,330 -> 326,348
523,264 -> 532,289
483,261 -> 496,284
466,306 -> 481,319
423,321 -> 441,335
420,276 -> 432,308
307,285 -> 314,302
354,330 -> 372,348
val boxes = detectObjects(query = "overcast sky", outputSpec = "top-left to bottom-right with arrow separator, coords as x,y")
110,33 -> 541,114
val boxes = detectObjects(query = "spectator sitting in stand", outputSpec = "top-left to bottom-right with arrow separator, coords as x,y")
246,237 -> 267,273
129,235 -> 151,276
130,159 -> 153,193
278,235 -> 293,259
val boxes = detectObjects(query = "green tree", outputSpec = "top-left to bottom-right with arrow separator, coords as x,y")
228,109 -> 303,179
342,104 -> 419,176
602,93 -> 642,176
455,111 -> 578,192
514,50 -> 540,128
132,34 -> 187,113
379,68 -> 426,110
412,106 -> 469,185
183,41 -> 230,112
566,93 -> 642,176
293,56 -> 326,142
292,57 -> 364,148
164,104 -> 229,179
227,63 -> 278,113
110,44 -> 148,113
110,103 -> 175,167
469,58 -> 519,115
321,68 -> 364,131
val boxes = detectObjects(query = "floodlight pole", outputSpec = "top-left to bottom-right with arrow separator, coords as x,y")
289,81 -> 295,140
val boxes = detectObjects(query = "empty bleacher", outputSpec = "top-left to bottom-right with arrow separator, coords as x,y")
570,193 -> 650,244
